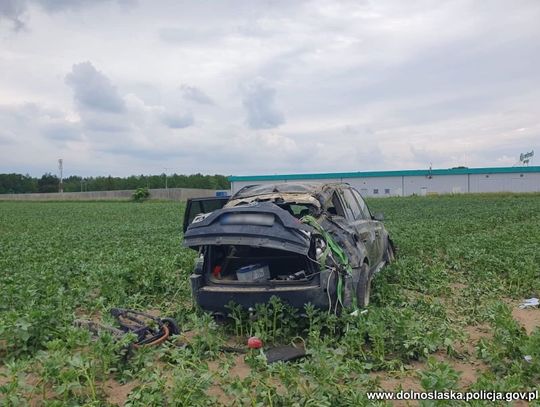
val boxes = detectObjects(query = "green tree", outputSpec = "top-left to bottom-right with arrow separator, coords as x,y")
37,173 -> 59,193
0,172 -> 230,194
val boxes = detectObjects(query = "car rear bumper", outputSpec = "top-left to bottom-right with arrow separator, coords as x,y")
190,274 -> 333,313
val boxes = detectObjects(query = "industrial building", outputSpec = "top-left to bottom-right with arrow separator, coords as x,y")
229,166 -> 540,197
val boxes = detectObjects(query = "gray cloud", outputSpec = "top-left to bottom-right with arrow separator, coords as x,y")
159,27 -> 223,45
37,0 -> 137,12
80,113 -> 128,133
65,62 -> 125,113
0,132 -> 15,144
242,80 -> 285,129
0,0 -> 133,30
64,62 -> 196,138
0,0 -> 25,30
42,122 -> 81,140
0,102 -> 83,162
161,111 -> 194,129
35,0 -> 110,12
180,85 -> 213,105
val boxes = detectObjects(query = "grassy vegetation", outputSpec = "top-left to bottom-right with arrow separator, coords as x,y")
1,194 -> 539,406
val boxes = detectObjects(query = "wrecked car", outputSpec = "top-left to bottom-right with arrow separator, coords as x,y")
183,182 -> 394,314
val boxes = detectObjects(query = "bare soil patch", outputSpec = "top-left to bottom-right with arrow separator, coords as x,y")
372,371 -> 422,407
0,368 -> 8,387
376,372 -> 422,392
455,324 -> 492,355
512,307 -> 540,335
207,383 -> 234,406
103,378 -> 140,406
448,359 -> 485,388
208,353 -> 251,380
207,353 -> 251,405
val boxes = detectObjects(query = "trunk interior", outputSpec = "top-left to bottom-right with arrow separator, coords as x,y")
205,245 -> 318,285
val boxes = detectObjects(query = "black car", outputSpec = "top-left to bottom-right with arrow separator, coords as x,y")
183,182 -> 394,314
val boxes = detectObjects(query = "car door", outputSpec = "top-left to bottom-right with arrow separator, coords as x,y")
337,188 -> 379,267
183,196 -> 230,233
351,188 -> 385,263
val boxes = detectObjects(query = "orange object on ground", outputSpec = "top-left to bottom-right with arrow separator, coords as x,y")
134,325 -> 170,348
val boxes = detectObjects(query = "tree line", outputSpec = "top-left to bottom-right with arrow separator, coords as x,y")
0,173 -> 230,194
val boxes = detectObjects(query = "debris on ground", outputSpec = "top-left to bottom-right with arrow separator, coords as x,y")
350,309 -> 368,316
519,298 -> 539,309
265,345 -> 307,364
247,336 -> 263,349
74,308 -> 179,348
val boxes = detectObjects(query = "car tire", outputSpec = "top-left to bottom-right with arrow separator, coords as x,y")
356,263 -> 372,308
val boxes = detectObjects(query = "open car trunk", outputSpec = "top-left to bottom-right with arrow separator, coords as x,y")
184,201 -> 336,312
190,243 -> 330,312
205,245 -> 319,285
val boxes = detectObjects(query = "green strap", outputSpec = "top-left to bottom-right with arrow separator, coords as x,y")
301,215 -> 353,308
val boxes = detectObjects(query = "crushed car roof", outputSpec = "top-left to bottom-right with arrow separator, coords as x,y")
232,182 -> 346,199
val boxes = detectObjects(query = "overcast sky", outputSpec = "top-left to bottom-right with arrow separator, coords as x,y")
0,0 -> 538,177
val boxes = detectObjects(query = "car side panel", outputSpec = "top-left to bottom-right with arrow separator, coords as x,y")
332,190 -> 376,267
368,220 -> 385,265
319,217 -> 366,268
349,188 -> 386,268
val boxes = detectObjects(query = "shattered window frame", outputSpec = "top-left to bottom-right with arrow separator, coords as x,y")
329,191 -> 347,218
342,188 -> 364,220
351,189 -> 371,219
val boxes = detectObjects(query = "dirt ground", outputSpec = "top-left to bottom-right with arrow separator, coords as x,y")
512,306 -> 540,335
2,304 -> 537,406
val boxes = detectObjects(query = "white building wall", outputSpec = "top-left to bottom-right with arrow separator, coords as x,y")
402,175 -> 469,195
469,172 -> 540,193
231,171 -> 540,196
346,177 -> 403,197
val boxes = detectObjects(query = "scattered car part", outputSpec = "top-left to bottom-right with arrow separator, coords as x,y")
247,336 -> 263,349
265,345 -> 307,364
519,298 -> 539,309
74,308 -> 179,348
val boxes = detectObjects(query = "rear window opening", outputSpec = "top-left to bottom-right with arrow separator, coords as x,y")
228,201 -> 315,220
275,203 -> 313,219
205,245 -> 319,285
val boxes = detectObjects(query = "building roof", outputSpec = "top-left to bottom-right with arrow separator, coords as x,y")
229,166 -> 540,182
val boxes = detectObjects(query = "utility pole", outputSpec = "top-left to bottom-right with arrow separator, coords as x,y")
58,159 -> 63,193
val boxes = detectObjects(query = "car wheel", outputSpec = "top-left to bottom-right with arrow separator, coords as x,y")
356,263 -> 372,308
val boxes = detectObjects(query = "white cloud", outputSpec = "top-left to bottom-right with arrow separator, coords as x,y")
0,0 -> 539,176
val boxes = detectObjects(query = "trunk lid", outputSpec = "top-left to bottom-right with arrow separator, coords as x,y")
183,202 -> 313,255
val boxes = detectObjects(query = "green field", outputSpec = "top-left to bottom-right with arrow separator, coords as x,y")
1,195 -> 539,406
